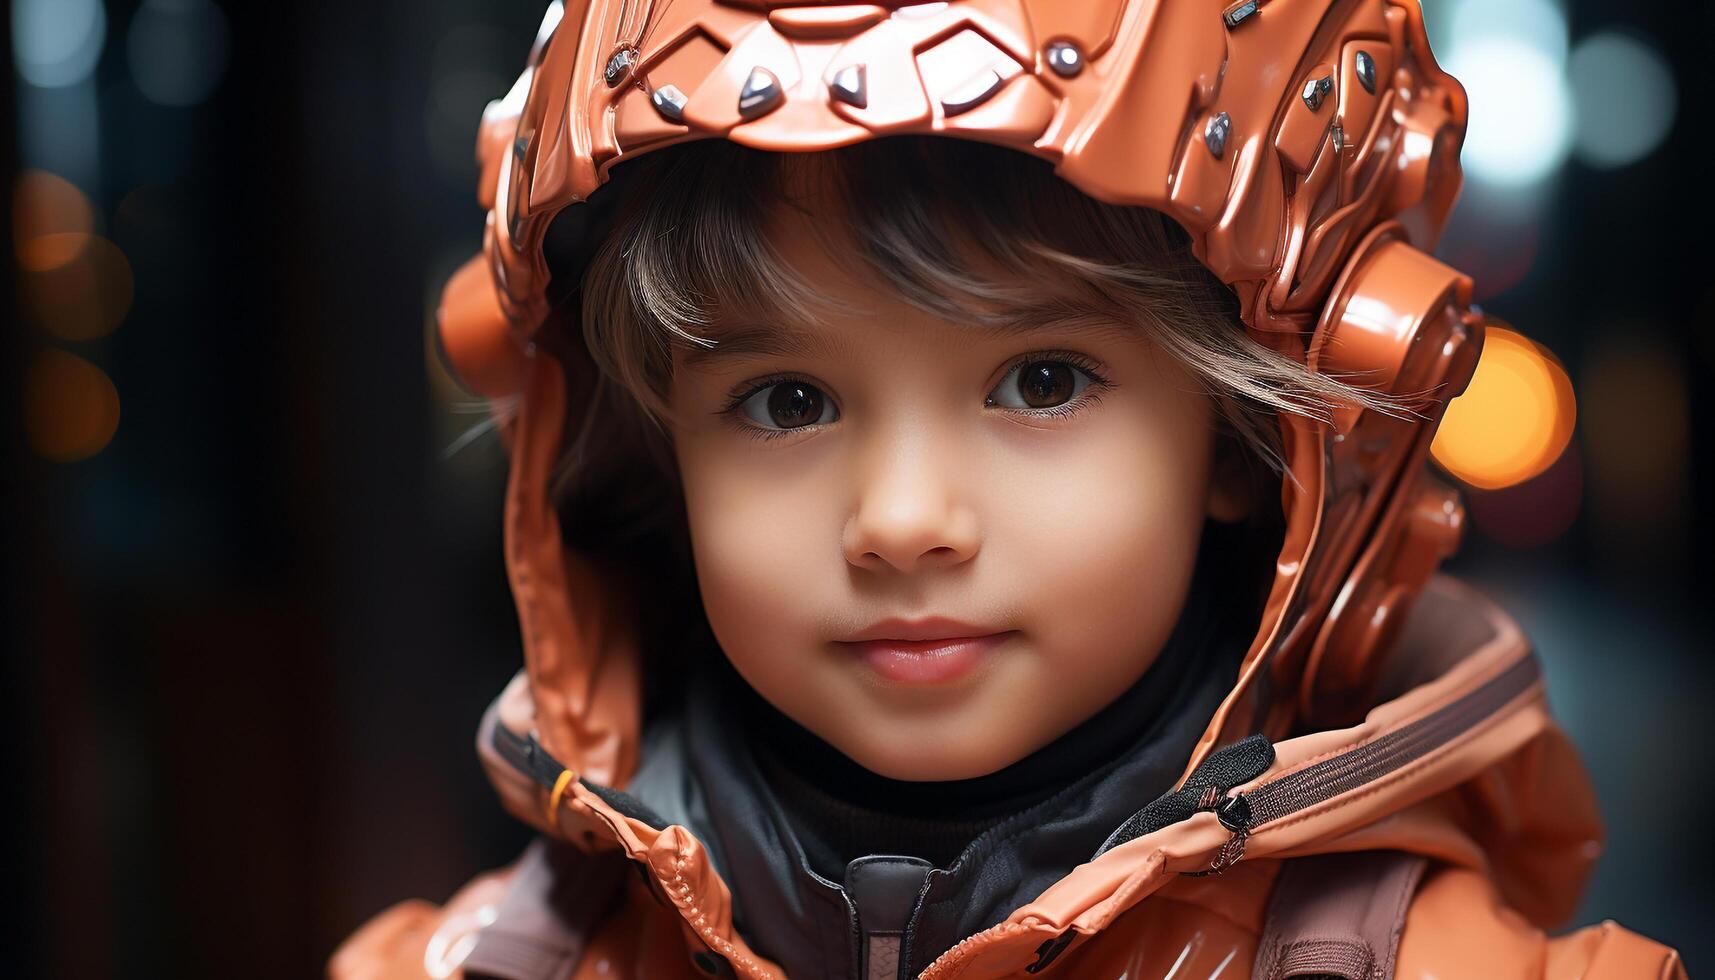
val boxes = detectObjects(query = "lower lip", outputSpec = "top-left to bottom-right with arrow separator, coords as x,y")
844,633 -> 1013,685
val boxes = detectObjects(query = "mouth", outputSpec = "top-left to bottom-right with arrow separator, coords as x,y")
835,618 -> 1017,685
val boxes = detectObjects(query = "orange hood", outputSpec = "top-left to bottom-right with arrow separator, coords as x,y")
435,0 -> 1494,804
419,0 -> 1600,972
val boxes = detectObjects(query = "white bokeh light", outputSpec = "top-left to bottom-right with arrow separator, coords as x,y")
1446,0 -> 1569,66
1568,32 -> 1677,169
1446,38 -> 1573,186
127,0 -> 230,107
12,0 -> 106,88
1432,0 -> 1575,188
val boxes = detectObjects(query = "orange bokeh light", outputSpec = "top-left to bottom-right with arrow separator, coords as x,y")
26,349 -> 122,463
14,171 -> 134,340
1431,325 -> 1577,490
13,170 -> 94,257
18,233 -> 135,341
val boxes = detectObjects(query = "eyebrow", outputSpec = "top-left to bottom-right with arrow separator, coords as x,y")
678,314 -> 1137,368
679,323 -> 830,368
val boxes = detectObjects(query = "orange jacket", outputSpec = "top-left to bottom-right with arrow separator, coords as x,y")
332,570 -> 1683,979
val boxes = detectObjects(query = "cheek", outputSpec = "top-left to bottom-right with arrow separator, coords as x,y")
987,394 -> 1215,654
674,439 -> 835,669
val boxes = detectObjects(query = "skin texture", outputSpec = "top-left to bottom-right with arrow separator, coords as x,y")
666,198 -> 1249,781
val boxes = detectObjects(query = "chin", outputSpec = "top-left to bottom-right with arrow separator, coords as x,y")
837,731 -> 1024,782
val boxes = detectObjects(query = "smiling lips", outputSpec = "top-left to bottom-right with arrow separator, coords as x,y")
837,618 -> 1016,685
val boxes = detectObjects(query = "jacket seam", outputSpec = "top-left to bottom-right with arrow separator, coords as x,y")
668,839 -> 774,978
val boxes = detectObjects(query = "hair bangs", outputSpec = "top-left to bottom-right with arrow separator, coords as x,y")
574,136 -> 1402,469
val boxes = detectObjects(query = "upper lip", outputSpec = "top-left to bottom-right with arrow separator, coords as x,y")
839,617 -> 1008,643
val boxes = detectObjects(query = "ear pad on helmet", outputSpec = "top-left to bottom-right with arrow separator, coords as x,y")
1295,225 -> 1483,723
437,253 -> 532,399
1308,222 -> 1474,430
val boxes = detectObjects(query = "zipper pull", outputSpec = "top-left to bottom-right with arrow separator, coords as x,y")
1093,735 -> 1275,859
1187,740 -> 1268,877
1214,791 -> 1252,833
1189,791 -> 1253,876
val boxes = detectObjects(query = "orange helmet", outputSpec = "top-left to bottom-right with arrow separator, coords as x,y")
439,0 -> 1482,785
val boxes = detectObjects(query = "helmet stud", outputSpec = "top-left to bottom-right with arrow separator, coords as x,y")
1205,111 -> 1232,157
1045,41 -> 1084,78
738,67 -> 783,119
830,64 -> 868,108
1301,74 -> 1333,111
940,67 -> 1005,116
650,84 -> 688,122
1355,50 -> 1377,94
604,47 -> 636,87
1222,0 -> 1261,29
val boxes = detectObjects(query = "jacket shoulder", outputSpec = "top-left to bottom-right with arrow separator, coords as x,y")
1396,866 -> 1684,979
328,871 -> 511,980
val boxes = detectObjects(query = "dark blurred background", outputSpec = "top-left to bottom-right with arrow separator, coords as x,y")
5,0 -> 1710,976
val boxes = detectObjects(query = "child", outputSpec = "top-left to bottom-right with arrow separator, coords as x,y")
335,1 -> 1683,977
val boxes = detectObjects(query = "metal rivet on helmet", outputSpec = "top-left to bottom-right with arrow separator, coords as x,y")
941,68 -> 1005,116
1045,41 -> 1084,78
650,84 -> 687,122
829,64 -> 867,108
604,48 -> 636,87
1301,74 -> 1333,111
738,66 -> 783,119
1205,111 -> 1232,158
1222,0 -> 1260,29
1355,50 -> 1377,94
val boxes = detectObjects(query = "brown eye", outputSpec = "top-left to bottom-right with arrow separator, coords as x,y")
987,359 -> 1093,410
1018,362 -> 1074,407
738,380 -> 839,430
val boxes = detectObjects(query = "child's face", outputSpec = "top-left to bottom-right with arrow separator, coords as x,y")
666,199 -> 1246,781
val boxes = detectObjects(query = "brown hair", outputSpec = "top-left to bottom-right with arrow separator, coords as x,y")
571,137 -> 1390,470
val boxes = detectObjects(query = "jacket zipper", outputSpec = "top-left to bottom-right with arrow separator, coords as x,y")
495,654 -> 1540,980
916,653 -> 1541,979
1218,654 -> 1540,847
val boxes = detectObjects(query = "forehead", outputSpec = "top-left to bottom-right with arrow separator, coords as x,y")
677,306 -> 1143,371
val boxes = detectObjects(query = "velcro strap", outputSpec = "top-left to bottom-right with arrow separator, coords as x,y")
1254,850 -> 1427,980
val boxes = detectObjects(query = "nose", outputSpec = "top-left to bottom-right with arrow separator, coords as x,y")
842,441 -> 981,574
